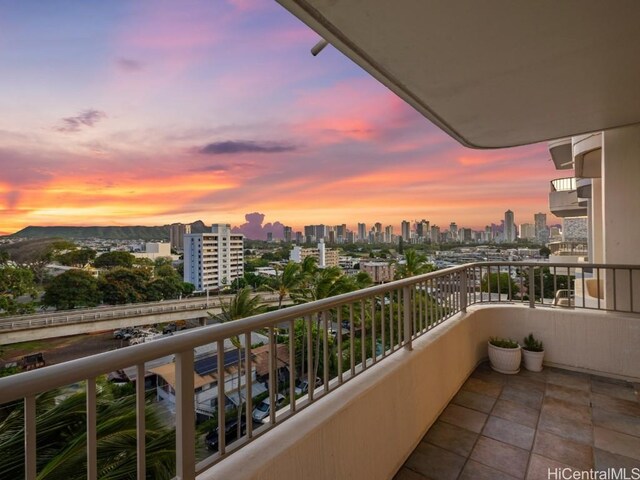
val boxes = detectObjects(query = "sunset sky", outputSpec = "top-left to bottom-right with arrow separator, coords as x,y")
0,1 -> 559,236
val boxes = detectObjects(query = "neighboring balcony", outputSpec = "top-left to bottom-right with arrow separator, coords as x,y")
549,177 -> 587,217
0,262 -> 639,480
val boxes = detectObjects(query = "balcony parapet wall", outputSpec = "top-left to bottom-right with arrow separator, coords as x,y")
201,304 -> 639,480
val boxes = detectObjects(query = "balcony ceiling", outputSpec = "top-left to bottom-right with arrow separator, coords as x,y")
277,0 -> 640,148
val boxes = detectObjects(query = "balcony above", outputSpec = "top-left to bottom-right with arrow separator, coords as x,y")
277,1 -> 640,148
549,177 -> 587,217
548,138 -> 573,171
574,133 -> 602,178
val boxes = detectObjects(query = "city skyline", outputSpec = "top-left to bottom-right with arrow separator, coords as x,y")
0,1 -> 559,236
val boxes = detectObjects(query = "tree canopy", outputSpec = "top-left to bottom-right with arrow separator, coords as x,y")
43,270 -> 102,310
93,251 -> 135,269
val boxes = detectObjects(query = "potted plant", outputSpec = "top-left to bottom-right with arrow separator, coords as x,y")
488,337 -> 521,374
522,333 -> 544,372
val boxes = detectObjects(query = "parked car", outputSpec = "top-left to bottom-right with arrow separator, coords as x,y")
162,321 -> 187,334
205,416 -> 248,452
294,377 -> 322,396
252,394 -> 285,423
113,328 -> 134,340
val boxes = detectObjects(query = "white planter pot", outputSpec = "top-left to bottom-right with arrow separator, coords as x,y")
488,342 -> 521,374
522,349 -> 545,372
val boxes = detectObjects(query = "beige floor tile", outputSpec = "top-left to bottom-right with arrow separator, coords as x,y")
463,377 -> 503,398
541,396 -> 592,424
526,454 -> 579,480
438,404 -> 487,433
405,442 -> 465,480
538,410 -> 593,445
591,379 -> 637,402
492,398 -> 540,429
593,407 -> 640,437
592,392 -> 640,417
459,460 -> 518,480
453,389 -> 497,413
532,430 -> 593,470
394,467 -> 431,480
500,383 -> 544,410
483,416 -> 536,450
422,420 -> 478,457
546,369 -> 591,392
545,383 -> 591,406
470,436 -> 530,479
594,448 -> 640,470
594,426 -> 640,461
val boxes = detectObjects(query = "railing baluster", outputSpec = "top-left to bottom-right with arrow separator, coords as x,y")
397,290 -> 402,345
371,298 -> 376,363
403,286 -> 412,351
86,377 -> 97,480
268,326 -> 276,424
175,342 -> 195,480
540,266 -> 545,305
322,312 -> 329,392
245,332 -> 254,436
528,266 -> 535,308
612,269 -> 617,312
388,293 -> 394,351
216,341 -> 226,455
460,269 -> 467,313
24,396 -> 36,480
306,315 -> 313,402
360,300 -> 366,368
380,293 -> 386,355
336,310 -> 343,382
497,267 -> 501,302
596,268 -> 601,310
349,305 -> 355,375
136,363 -> 146,480
630,268 -> 634,313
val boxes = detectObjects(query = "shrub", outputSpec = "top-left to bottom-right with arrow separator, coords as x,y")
489,337 -> 519,349
522,333 -> 544,352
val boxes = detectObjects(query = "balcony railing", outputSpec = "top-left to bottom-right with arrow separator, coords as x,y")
550,176 -> 577,192
0,262 -> 639,480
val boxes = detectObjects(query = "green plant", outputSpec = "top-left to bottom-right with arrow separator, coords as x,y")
489,337 -> 519,349
522,333 -> 544,352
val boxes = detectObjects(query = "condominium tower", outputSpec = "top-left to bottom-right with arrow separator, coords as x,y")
183,224 -> 244,291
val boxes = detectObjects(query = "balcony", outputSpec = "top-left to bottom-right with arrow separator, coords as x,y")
1,262 -> 638,480
549,177 -> 587,218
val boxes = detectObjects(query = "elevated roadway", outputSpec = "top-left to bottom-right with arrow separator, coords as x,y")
0,293 -> 284,345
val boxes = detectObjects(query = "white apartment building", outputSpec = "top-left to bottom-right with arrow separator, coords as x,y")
290,239 -> 339,268
183,224 -> 244,291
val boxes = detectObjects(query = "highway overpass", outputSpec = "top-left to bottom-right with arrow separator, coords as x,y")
0,293 -> 284,344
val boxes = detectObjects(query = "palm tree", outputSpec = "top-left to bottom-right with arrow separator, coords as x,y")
394,249 -> 432,279
291,267 -> 372,378
269,262 -> 301,309
0,385 -> 174,479
208,288 -> 267,438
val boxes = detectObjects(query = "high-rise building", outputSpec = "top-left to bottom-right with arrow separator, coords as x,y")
401,220 -> 410,241
169,223 -> 191,251
357,223 -> 367,242
295,231 -> 303,244
183,224 -> 244,291
449,222 -> 458,241
283,226 -> 293,243
416,220 -> 429,242
519,223 -> 536,240
304,225 -> 315,243
430,225 -> 440,243
504,210 -> 516,242
534,212 -> 548,243
384,225 -> 393,243
374,222 -> 382,234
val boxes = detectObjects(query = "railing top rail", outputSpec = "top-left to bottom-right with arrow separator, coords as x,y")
473,261 -> 640,269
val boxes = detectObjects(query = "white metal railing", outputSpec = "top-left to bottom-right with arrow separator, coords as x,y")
0,262 -> 639,479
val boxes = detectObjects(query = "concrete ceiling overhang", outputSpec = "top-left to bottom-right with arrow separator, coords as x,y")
277,0 -> 640,149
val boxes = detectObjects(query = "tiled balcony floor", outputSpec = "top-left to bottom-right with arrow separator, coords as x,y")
395,362 -> 640,480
